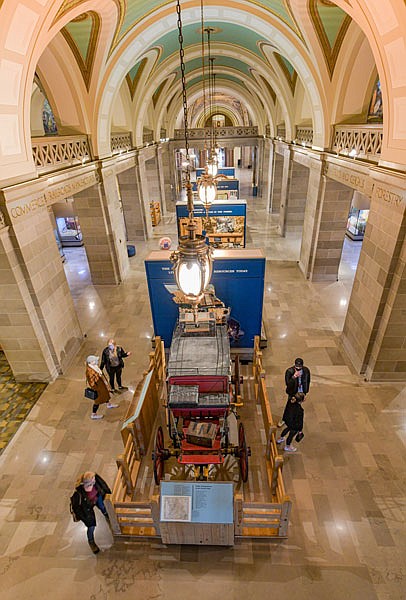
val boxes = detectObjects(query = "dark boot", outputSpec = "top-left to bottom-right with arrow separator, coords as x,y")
88,540 -> 100,554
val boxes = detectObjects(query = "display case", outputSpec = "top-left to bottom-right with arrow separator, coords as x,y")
150,201 -> 161,226
346,208 -> 369,240
56,216 -> 83,247
176,200 -> 247,249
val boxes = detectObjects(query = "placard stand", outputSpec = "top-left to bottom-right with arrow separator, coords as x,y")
159,481 -> 234,545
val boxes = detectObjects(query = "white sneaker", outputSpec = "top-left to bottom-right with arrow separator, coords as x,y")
106,402 -> 118,409
276,437 -> 285,444
91,414 -> 103,420
284,445 -> 297,452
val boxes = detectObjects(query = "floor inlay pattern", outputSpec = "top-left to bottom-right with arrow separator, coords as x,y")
0,351 -> 47,455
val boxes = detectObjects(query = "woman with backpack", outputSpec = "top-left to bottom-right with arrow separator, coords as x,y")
70,471 -> 111,554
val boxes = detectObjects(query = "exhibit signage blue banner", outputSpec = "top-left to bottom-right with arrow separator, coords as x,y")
196,167 -> 235,177
145,251 -> 265,348
192,179 -> 239,192
176,202 -> 246,218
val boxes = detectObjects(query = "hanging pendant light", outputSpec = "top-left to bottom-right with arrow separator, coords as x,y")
171,0 -> 212,304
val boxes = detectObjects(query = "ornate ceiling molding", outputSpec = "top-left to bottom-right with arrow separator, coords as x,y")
126,57 -> 148,100
61,11 -> 100,91
309,0 -> 351,79
54,0 -> 125,58
274,53 -> 298,95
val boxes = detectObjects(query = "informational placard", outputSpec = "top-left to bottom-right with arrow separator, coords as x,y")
144,249 -> 265,348
160,481 -> 234,524
191,179 -> 239,194
195,167 -> 235,178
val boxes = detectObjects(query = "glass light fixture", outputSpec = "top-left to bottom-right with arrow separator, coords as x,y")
198,175 -> 217,205
171,0 -> 212,305
207,159 -> 218,177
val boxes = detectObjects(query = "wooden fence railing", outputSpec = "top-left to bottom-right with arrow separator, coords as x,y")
105,335 -> 291,540
236,335 -> 291,538
104,337 -> 165,537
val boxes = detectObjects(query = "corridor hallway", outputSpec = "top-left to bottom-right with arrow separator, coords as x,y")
0,180 -> 404,600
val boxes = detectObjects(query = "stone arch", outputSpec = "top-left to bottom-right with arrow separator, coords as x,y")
94,3 -> 328,156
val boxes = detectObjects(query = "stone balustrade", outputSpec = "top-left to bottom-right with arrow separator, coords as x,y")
295,126 -> 313,146
332,124 -> 382,161
174,126 -> 259,140
31,135 -> 91,174
111,132 -> 133,154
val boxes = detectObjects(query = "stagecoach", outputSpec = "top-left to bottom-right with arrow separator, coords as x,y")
152,302 -> 251,484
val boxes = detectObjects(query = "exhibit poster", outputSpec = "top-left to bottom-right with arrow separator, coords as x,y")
145,250 -> 265,348
160,481 -> 234,524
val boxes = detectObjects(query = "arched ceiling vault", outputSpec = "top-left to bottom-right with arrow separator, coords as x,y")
0,0 -> 404,186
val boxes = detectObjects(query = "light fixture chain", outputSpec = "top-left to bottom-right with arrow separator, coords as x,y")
176,0 -> 189,161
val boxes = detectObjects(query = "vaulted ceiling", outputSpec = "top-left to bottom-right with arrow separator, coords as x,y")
55,0 -> 353,112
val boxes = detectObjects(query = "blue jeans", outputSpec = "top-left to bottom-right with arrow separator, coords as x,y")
86,495 -> 107,542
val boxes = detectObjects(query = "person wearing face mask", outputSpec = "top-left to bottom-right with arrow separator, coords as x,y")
278,357 -> 311,428
70,471 -> 111,554
85,355 -> 118,419
100,339 -> 131,392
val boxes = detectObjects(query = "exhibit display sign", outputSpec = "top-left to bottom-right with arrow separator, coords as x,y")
176,200 -> 247,248
145,249 -> 265,348
160,481 -> 234,523
195,167 -> 235,178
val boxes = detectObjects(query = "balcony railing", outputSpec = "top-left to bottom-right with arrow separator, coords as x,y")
32,135 -> 91,174
276,124 -> 286,140
332,124 -> 382,161
111,132 -> 133,154
174,126 -> 259,140
295,126 -> 313,146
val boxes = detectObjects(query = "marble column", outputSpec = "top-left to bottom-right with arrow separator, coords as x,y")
277,147 -> 293,236
117,163 -> 146,242
73,168 -> 129,284
299,158 -> 353,281
157,144 -> 176,214
285,160 -> 309,232
137,148 -> 157,239
270,149 -> 283,214
261,139 -> 273,212
0,181 -> 82,381
342,171 -> 406,380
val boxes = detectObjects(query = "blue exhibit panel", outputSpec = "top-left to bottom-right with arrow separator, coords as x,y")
176,202 -> 246,219
145,252 -> 265,348
196,167 -> 235,177
192,179 -> 239,193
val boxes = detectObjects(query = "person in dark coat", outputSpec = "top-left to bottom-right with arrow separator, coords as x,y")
100,339 -> 131,392
276,392 -> 305,452
70,471 -> 111,554
86,355 -> 118,419
278,357 -> 311,427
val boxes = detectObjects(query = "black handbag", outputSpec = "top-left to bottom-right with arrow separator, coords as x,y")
295,431 -> 304,443
84,387 -> 98,400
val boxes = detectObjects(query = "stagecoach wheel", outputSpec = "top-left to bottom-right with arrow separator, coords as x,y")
153,426 -> 165,485
233,355 -> 241,402
238,422 -> 249,483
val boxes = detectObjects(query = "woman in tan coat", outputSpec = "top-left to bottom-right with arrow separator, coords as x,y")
86,355 -> 118,419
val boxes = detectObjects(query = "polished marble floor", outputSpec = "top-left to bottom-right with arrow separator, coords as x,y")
0,169 -> 404,600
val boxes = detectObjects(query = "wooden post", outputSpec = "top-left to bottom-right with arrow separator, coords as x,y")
234,493 -> 243,536
150,494 -> 161,536
116,455 -> 134,495
266,425 -> 277,460
104,494 -> 121,535
278,497 -> 292,537
271,455 -> 284,496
